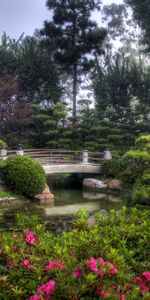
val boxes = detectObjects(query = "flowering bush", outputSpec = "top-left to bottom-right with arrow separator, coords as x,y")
0,208 -> 150,299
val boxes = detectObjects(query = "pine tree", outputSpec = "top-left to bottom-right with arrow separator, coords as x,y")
41,0 -> 106,117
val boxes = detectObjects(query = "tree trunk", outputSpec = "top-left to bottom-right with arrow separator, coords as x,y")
73,63 -> 77,118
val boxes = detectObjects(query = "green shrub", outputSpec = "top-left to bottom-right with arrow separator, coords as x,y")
131,169 -> 150,203
101,158 -> 125,178
0,158 -> 6,182
0,208 -> 150,299
141,170 -> 150,185
4,156 -> 46,197
0,139 -> 7,149
131,183 -> 150,204
119,167 -> 136,186
122,149 -> 150,184
135,135 -> 150,148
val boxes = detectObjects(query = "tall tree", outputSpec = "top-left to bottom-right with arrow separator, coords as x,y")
17,35 -> 62,104
41,0 -> 106,117
92,50 -> 150,124
125,0 -> 150,51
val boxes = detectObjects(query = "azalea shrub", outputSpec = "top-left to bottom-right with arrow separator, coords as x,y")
0,208 -> 150,299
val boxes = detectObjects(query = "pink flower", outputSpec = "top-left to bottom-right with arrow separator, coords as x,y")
37,280 -> 56,298
23,259 -> 30,267
134,277 -> 149,295
24,231 -> 36,245
44,260 -> 64,271
97,287 -> 109,298
120,295 -> 125,300
86,257 -> 117,277
88,257 -> 98,272
73,268 -> 82,278
105,262 -> 118,275
142,272 -> 150,281
111,285 -> 118,290
29,295 -> 40,300
134,277 -> 143,285
141,284 -> 149,295
86,257 -> 105,276
22,259 -> 33,269
0,249 -> 3,255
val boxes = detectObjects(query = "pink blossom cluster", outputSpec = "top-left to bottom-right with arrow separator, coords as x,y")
23,259 -> 33,270
73,257 -> 122,298
30,280 -> 56,300
24,231 -> 36,245
73,256 -> 118,278
96,285 -> 125,299
26,257 -> 150,299
44,260 -> 64,271
134,272 -> 150,295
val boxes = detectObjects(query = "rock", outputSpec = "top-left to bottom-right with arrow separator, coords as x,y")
0,197 -> 20,206
82,191 -> 106,200
99,209 -> 109,217
87,210 -> 109,226
88,215 -> 96,226
34,184 -> 54,204
107,195 -> 122,203
83,178 -> 107,192
108,179 -> 122,191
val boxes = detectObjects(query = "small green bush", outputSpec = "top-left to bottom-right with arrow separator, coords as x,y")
4,156 -> 46,197
0,158 -> 6,182
101,158 -> 125,178
135,135 -> 150,148
131,183 -> 150,203
122,145 -> 150,185
131,169 -> 150,203
0,139 -> 7,149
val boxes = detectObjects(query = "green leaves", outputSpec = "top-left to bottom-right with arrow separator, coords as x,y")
0,208 -> 150,298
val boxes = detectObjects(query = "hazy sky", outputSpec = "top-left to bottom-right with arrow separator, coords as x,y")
0,0 -> 123,39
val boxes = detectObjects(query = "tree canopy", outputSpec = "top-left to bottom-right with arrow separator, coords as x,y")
126,0 -> 150,51
41,0 -> 106,117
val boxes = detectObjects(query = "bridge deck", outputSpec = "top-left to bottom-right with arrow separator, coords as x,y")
43,163 -> 101,174
5,149 -> 103,174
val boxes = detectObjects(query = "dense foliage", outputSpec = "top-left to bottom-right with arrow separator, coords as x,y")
41,0 -> 106,117
125,0 -> 150,51
0,208 -> 150,299
101,158 -> 125,178
101,135 -> 150,204
3,156 -> 46,197
0,139 -> 7,149
0,159 -> 6,183
0,1 -> 149,152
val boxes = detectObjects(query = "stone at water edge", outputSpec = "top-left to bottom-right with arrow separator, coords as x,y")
88,215 -> 96,226
88,210 -> 109,226
82,191 -> 106,200
83,178 -> 107,191
108,179 -> 122,191
33,184 -> 54,204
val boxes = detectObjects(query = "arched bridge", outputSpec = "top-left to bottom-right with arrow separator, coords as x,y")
6,149 -> 111,174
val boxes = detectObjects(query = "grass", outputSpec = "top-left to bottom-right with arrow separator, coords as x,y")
0,190 -> 17,198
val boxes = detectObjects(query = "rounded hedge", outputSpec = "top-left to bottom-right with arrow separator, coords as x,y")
4,156 -> 46,197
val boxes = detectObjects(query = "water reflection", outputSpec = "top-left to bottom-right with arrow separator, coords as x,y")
0,188 -> 123,232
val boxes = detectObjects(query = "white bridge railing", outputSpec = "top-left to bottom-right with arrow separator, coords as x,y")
4,148 -> 112,165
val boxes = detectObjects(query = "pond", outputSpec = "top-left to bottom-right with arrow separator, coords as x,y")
0,187 -> 123,232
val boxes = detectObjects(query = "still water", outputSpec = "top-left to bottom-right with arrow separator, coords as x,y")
0,188 -> 123,232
